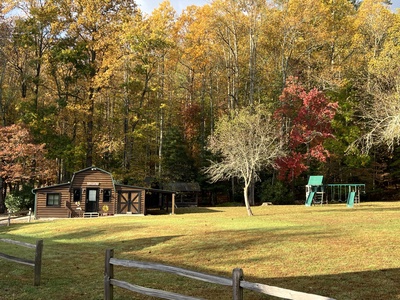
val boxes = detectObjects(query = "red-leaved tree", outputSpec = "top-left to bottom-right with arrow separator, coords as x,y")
274,78 -> 338,181
0,124 -> 55,213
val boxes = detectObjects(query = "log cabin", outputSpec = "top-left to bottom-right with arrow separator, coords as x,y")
32,167 -> 175,218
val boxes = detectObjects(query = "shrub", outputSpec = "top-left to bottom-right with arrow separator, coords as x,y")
5,194 -> 24,213
14,184 -> 35,209
259,180 -> 295,205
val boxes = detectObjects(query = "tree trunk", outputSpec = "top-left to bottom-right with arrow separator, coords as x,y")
0,178 -> 5,214
243,185 -> 254,216
123,65 -> 131,170
0,59 -> 6,126
86,88 -> 95,167
158,105 -> 164,177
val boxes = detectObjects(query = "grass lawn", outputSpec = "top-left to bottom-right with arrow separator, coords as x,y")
0,202 -> 400,300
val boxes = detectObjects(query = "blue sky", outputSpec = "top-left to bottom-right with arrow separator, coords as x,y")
392,0 -> 400,10
136,0 -> 400,15
135,0 -> 208,14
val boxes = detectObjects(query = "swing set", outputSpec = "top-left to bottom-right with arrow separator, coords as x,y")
305,176 -> 365,207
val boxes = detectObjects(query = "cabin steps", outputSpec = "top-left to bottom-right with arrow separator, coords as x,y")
83,212 -> 100,218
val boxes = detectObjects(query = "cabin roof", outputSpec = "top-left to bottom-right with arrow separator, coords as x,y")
70,166 -> 112,181
32,182 -> 70,192
32,167 -> 114,193
164,182 -> 201,192
115,183 -> 175,194
32,167 -> 176,195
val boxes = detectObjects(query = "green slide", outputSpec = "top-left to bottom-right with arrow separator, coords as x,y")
305,191 -> 315,206
347,191 -> 356,208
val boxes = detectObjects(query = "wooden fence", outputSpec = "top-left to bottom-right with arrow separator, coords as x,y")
104,249 -> 336,300
0,209 -> 33,226
0,238 -> 43,286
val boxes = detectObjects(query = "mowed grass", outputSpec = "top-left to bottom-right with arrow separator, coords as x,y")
1,202 -> 400,300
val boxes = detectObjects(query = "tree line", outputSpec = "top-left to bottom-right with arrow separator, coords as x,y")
0,0 -> 399,212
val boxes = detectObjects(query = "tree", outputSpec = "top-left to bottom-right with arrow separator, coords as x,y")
47,0 -> 137,169
274,78 -> 338,181
351,12 -> 400,154
0,124 -> 54,213
120,1 -> 175,178
0,10 -> 12,126
162,126 -> 197,182
204,105 -> 285,216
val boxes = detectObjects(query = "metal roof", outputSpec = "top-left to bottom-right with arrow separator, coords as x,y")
32,182 -> 70,192
164,182 -> 201,192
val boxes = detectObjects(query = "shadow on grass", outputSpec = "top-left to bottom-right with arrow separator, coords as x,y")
279,202 -> 400,214
246,267 -> 400,300
0,230 -> 398,300
107,255 -> 400,299
175,207 -> 224,214
0,211 -> 399,300
0,232 -> 186,299
147,207 -> 224,215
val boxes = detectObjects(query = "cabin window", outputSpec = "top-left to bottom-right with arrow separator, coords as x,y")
103,189 -> 111,202
73,188 -> 81,202
47,193 -> 61,206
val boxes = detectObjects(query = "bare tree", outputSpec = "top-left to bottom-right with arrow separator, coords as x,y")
204,105 -> 286,216
353,94 -> 400,154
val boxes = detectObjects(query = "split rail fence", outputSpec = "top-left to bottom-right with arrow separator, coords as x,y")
0,208 -> 33,226
0,238 -> 43,286
104,249 -> 336,300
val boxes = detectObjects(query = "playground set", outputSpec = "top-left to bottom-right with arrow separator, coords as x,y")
305,175 -> 365,207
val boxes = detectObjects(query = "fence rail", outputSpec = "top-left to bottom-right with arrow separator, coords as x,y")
0,238 -> 43,286
104,249 -> 335,300
0,209 -> 33,226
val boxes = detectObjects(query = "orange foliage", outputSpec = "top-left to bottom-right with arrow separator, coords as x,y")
0,124 -> 55,185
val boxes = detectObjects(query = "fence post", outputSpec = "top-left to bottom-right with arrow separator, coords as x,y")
172,193 -> 175,215
33,239 -> 43,286
104,249 -> 114,300
7,213 -> 10,226
232,268 -> 244,300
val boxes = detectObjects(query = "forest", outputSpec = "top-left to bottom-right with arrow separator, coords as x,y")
0,0 -> 399,212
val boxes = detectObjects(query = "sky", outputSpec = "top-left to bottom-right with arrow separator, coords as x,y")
137,0 -> 400,14
393,0 -> 400,10
135,0 -> 208,14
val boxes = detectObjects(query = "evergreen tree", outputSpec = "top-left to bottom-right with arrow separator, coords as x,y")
162,126 -> 197,182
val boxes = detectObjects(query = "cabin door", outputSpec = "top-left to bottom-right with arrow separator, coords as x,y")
86,188 -> 99,212
117,191 -> 141,214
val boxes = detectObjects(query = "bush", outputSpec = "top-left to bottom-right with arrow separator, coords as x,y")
5,194 -> 24,213
259,180 -> 295,205
14,184 -> 35,209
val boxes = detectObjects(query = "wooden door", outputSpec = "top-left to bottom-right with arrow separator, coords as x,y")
117,191 -> 142,214
86,188 -> 99,212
